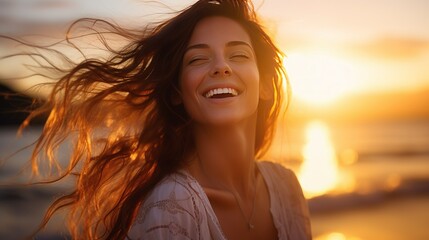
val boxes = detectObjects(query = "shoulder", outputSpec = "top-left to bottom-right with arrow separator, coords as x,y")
258,161 -> 304,203
257,161 -> 312,239
141,172 -> 202,211
257,161 -> 298,183
257,160 -> 305,208
128,172 -> 208,239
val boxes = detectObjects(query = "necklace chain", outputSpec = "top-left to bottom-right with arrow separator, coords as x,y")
227,180 -> 257,230
200,161 -> 258,230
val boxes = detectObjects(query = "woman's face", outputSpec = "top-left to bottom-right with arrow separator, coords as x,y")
180,16 -> 260,126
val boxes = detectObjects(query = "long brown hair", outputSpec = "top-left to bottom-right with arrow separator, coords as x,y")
9,0 -> 286,239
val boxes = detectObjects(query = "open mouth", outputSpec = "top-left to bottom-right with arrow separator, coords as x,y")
204,88 -> 239,99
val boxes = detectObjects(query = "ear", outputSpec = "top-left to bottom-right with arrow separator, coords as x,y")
259,78 -> 273,101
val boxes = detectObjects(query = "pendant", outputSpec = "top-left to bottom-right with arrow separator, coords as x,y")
248,223 -> 255,230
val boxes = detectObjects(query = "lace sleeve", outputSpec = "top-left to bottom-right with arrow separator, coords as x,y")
128,174 -> 206,240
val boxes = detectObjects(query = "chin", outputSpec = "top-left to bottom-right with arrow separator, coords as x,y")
198,110 -> 258,126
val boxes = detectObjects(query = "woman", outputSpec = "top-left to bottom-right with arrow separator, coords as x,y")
15,0 -> 311,239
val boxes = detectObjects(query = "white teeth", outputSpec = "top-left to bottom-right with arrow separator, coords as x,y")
204,88 -> 238,98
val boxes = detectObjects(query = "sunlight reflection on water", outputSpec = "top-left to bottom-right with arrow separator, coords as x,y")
298,120 -> 341,198
314,232 -> 362,240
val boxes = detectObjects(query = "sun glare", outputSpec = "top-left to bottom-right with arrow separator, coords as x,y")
284,52 -> 359,106
315,232 -> 363,240
298,121 -> 339,198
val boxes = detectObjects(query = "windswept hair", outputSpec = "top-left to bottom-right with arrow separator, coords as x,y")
8,0 -> 287,239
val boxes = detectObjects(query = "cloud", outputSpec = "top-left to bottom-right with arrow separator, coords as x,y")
280,36 -> 429,61
349,37 -> 429,59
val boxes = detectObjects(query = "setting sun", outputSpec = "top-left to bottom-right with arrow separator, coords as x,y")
284,51 -> 360,105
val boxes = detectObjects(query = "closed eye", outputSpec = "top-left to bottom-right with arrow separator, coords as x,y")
230,53 -> 250,61
232,54 -> 249,59
188,56 -> 209,65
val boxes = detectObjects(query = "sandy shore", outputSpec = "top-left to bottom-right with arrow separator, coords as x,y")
311,194 -> 429,240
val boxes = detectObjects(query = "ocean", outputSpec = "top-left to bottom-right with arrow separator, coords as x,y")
1,119 -> 429,240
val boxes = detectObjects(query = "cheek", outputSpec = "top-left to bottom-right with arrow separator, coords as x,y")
241,64 -> 260,94
179,69 -> 202,114
180,70 -> 198,98
246,66 -> 261,112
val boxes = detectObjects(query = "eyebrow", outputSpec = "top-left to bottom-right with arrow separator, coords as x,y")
185,41 -> 253,52
227,41 -> 253,49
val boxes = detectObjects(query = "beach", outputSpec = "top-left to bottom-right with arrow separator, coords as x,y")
312,195 -> 429,240
1,120 -> 429,240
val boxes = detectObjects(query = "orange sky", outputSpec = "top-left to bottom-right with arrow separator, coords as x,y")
254,0 -> 429,105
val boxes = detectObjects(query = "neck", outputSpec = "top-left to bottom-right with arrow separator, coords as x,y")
187,115 -> 258,196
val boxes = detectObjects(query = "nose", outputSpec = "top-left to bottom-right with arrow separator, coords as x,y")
210,57 -> 232,77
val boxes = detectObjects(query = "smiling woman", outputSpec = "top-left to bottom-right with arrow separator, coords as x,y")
1,1 -> 311,239
180,16 -> 260,126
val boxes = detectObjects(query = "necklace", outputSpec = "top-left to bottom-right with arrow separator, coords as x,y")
227,181 -> 257,230
200,162 -> 258,230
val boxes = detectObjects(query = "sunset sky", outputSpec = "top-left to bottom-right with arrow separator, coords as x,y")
1,0 -> 428,106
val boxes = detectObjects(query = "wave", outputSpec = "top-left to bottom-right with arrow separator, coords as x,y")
308,177 -> 429,214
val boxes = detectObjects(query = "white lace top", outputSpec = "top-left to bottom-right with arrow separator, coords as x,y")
128,161 -> 311,240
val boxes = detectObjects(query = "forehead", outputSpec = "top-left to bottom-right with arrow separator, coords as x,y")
187,16 -> 252,46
